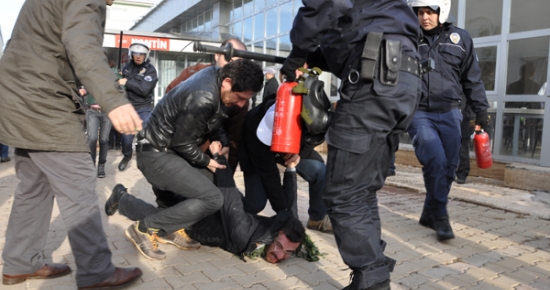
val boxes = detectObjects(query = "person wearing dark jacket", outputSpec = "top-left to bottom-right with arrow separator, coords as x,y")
105,141 -> 305,263
261,67 -> 279,104
407,0 -> 489,241
165,38 -> 248,174
118,41 -> 159,171
117,59 -> 264,260
280,1 -> 421,289
239,99 -> 332,233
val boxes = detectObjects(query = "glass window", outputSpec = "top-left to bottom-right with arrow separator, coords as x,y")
254,41 -> 264,54
266,0 -> 278,7
294,0 -> 302,10
510,0 -> 550,33
449,0 -> 458,24
465,0 -> 502,37
501,103 -> 544,159
255,0 -> 265,13
266,8 -> 278,37
254,13 -> 265,41
279,1 -> 293,34
233,0 -> 243,21
232,21 -> 243,39
506,37 -> 548,95
266,38 -> 277,53
278,34 -> 291,56
244,0 -> 254,17
475,46 -> 497,91
243,17 -> 253,42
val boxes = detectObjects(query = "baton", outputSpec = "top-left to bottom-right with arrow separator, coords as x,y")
117,31 -> 123,71
193,41 -> 287,64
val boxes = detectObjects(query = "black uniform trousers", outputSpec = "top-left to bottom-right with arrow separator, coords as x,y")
324,71 -> 420,289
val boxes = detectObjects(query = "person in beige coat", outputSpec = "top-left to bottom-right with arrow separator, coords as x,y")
0,0 -> 143,289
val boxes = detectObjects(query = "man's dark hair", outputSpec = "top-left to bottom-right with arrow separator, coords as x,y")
280,216 -> 306,243
220,59 -> 264,93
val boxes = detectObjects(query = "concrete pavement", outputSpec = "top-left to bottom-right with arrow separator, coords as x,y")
0,150 -> 549,289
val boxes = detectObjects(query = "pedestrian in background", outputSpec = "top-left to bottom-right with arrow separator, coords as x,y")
80,85 -> 112,178
0,0 -> 143,288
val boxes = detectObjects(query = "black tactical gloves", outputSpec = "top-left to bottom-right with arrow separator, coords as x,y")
281,45 -> 308,81
475,111 -> 489,131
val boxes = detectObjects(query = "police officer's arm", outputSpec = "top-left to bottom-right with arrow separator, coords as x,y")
62,0 -> 141,134
281,0 -> 347,79
125,66 -> 159,98
459,33 -> 490,128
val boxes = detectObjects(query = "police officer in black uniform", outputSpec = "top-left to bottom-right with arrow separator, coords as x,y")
281,1 -> 421,289
118,41 -> 158,171
406,0 -> 489,241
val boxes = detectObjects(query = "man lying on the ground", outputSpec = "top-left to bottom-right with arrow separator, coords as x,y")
105,141 -> 306,263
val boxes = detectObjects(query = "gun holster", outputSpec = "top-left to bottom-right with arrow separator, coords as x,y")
379,39 -> 402,86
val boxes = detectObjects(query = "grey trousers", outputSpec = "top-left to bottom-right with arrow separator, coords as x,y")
2,149 -> 115,287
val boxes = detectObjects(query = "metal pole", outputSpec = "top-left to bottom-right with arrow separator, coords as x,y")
193,41 -> 287,64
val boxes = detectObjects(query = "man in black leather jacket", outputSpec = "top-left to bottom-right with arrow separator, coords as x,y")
106,142 -> 305,263
116,59 -> 264,260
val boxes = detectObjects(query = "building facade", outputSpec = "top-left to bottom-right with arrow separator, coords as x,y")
122,0 -> 550,167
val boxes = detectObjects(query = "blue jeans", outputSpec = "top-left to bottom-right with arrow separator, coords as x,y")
86,110 -> 112,164
122,107 -> 151,157
0,143 -> 8,158
296,159 -> 327,220
407,109 -> 462,217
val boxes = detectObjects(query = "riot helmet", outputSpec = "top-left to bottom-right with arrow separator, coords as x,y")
408,0 -> 451,24
128,41 -> 150,62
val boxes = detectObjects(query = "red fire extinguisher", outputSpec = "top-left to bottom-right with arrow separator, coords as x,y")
271,81 -> 303,154
473,125 -> 493,169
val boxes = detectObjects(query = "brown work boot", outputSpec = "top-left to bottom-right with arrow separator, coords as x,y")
157,229 -> 201,250
124,222 -> 166,260
3,263 -> 71,285
307,215 -> 333,233
78,267 -> 142,289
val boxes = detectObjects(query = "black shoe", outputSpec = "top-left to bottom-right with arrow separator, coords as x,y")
118,155 -> 132,171
97,163 -> 106,178
456,178 -> 466,184
433,216 -> 455,241
387,170 -> 396,177
105,184 -> 126,216
419,210 -> 434,229
0,157 -> 11,163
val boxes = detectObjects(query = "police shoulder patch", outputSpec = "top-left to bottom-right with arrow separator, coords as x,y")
144,75 -> 153,82
450,33 -> 461,44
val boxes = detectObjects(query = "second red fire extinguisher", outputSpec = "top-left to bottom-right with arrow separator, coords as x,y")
473,125 -> 493,169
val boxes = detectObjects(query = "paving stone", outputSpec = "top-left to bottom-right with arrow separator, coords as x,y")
194,277 -> 243,290
231,271 -> 275,288
398,272 -> 434,289
442,272 -> 481,287
258,275 -> 309,289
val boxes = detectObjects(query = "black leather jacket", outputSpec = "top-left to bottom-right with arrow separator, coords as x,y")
186,156 -> 295,257
141,66 -> 230,167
